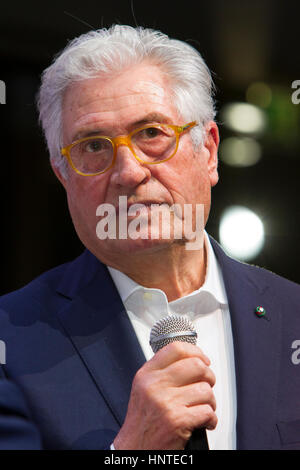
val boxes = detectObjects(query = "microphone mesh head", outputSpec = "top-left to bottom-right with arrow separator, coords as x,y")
149,314 -> 197,353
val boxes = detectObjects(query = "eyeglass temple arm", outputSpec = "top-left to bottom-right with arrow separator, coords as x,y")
179,121 -> 197,133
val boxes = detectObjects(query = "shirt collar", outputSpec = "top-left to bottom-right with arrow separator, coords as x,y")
200,232 -> 228,306
108,232 -> 228,322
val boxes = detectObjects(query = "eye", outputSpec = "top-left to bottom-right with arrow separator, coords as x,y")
79,138 -> 112,155
85,140 -> 105,153
142,127 -> 161,138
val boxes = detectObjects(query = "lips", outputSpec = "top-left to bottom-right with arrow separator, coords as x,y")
128,203 -> 168,218
115,200 -> 168,215
128,201 -> 166,209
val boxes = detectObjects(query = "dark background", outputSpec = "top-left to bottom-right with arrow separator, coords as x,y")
0,0 -> 299,294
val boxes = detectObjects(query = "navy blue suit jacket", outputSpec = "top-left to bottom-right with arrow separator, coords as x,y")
0,237 -> 300,450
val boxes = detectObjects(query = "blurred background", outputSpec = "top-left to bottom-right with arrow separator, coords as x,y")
0,0 -> 299,294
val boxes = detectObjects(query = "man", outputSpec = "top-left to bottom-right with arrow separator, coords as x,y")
0,25 -> 300,450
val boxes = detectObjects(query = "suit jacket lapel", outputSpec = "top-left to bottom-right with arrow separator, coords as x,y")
55,250 -> 146,427
210,238 -> 282,449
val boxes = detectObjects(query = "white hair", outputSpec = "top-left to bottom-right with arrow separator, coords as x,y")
37,24 -> 216,177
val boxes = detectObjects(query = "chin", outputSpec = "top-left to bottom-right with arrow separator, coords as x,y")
106,236 -> 176,254
95,230 -> 187,260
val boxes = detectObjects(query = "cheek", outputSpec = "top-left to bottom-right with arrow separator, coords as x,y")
65,177 -> 107,224
155,153 -> 209,201
179,151 -> 211,191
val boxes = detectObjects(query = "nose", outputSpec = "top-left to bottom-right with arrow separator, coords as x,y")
110,141 -> 151,188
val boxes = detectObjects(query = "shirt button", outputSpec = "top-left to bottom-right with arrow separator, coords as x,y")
143,292 -> 152,300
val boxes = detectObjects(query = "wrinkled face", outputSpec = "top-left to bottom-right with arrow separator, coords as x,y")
55,62 -> 219,265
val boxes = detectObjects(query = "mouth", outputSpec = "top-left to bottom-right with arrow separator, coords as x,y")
116,200 -> 169,215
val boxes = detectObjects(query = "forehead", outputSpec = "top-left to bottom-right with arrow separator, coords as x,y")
62,63 -> 180,140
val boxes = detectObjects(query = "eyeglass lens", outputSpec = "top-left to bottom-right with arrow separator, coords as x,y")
70,125 -> 177,174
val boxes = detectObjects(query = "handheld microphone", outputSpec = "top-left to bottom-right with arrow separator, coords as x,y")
149,315 -> 209,451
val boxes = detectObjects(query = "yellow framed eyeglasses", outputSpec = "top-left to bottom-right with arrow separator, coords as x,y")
61,121 -> 197,176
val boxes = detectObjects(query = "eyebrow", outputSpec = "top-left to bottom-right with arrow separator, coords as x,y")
132,112 -> 173,128
72,112 -> 173,142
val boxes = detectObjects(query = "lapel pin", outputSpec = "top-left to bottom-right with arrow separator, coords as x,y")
255,306 -> 270,321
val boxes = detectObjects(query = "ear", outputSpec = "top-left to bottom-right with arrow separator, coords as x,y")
50,159 -> 68,190
203,121 -> 219,188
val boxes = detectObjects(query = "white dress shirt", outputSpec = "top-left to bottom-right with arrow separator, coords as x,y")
108,233 -> 237,449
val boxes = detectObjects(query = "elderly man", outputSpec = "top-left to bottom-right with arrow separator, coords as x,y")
0,25 -> 299,451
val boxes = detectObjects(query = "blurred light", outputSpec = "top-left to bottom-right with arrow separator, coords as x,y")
221,102 -> 267,135
267,85 -> 300,147
219,206 -> 264,261
246,82 -> 272,108
219,136 -> 262,167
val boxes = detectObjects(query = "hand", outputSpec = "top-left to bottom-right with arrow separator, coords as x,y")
113,342 -> 217,450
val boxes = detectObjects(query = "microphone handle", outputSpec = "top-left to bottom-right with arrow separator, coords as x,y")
184,427 -> 209,450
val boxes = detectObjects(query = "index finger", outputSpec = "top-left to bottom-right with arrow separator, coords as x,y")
147,341 -> 211,370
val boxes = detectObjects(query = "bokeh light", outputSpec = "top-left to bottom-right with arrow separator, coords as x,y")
219,206 -> 265,261
246,82 -> 272,108
219,136 -> 262,167
220,102 -> 267,135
